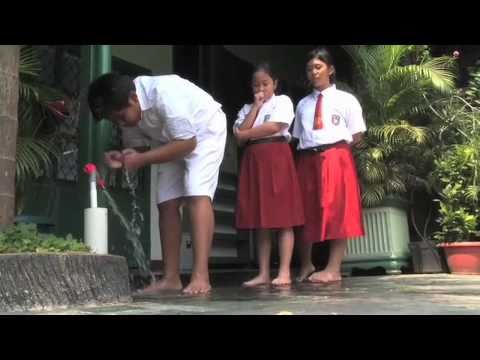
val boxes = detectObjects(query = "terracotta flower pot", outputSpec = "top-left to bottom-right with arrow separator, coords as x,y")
438,242 -> 480,275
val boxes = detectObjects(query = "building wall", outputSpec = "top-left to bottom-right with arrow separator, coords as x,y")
224,45 -> 312,82
223,45 -> 355,103
111,45 -> 173,76
111,45 -> 173,261
223,45 -> 313,99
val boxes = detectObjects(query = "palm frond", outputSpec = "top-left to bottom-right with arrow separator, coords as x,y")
383,45 -> 413,71
361,184 -> 386,208
367,147 -> 385,161
382,57 -> 456,94
359,160 -> 386,184
18,81 -> 40,103
15,135 -> 59,183
465,185 -> 480,202
385,175 -> 408,194
18,46 -> 42,103
384,86 -> 428,118
19,45 -> 41,77
369,122 -> 430,146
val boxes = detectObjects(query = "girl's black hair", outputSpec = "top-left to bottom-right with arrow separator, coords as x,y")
307,47 -> 336,84
253,62 -> 280,82
252,61 -> 286,94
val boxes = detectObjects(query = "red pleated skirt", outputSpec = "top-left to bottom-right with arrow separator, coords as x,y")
236,142 -> 305,229
295,143 -> 365,243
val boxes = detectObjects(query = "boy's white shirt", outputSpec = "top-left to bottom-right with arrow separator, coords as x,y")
121,75 -> 222,148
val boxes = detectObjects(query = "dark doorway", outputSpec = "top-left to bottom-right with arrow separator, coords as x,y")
173,46 -> 254,267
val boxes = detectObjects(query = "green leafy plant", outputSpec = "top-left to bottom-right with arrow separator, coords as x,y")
343,45 -> 457,207
464,61 -> 480,107
432,139 -> 480,243
0,223 -> 89,254
16,45 -> 68,214
429,65 -> 480,242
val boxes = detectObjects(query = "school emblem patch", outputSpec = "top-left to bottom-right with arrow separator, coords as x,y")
331,114 -> 341,126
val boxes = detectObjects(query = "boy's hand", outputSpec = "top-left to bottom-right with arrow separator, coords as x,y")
104,151 -> 124,169
122,148 -> 146,171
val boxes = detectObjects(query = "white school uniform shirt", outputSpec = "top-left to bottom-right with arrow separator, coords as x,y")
292,85 -> 366,149
121,75 -> 223,148
233,94 -> 295,141
120,75 -> 227,204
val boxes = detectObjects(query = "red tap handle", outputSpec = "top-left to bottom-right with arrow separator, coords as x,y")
84,163 -> 97,175
84,163 -> 107,189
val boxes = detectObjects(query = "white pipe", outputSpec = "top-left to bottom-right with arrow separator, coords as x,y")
83,164 -> 108,254
89,172 -> 97,208
84,208 -> 108,255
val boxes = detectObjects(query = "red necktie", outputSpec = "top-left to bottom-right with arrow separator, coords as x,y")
313,93 -> 323,130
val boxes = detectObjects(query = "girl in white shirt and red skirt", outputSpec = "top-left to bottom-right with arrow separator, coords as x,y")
293,48 -> 366,284
234,63 -> 305,287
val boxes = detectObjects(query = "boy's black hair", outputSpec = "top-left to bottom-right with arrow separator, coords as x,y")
87,72 -> 136,121
307,47 -> 336,84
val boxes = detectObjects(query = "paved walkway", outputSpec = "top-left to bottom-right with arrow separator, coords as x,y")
21,274 -> 480,315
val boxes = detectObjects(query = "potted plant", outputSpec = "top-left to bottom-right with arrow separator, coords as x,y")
430,64 -> 480,274
340,45 -> 457,274
434,145 -> 480,274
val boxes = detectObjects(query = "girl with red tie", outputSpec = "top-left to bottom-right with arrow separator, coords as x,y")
293,48 -> 366,283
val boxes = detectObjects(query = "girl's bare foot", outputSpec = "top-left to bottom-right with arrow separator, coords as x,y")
296,264 -> 316,283
242,274 -> 271,288
138,277 -> 182,294
182,279 -> 212,295
308,270 -> 342,283
271,275 -> 291,287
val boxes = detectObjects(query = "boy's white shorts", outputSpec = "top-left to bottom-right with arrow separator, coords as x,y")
156,110 -> 227,204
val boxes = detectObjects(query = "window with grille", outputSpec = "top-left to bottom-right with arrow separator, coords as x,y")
36,45 -> 82,182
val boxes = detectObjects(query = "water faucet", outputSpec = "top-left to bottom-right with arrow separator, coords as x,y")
83,163 -> 108,255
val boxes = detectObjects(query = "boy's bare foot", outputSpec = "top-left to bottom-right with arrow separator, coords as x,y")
271,275 -> 291,287
182,279 -> 212,295
139,277 -> 183,294
296,264 -> 316,283
242,275 -> 271,288
308,270 -> 342,283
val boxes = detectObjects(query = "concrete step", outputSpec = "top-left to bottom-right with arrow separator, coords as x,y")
215,186 -> 236,203
214,203 -> 235,213
214,203 -> 235,227
214,224 -> 237,244
219,171 -> 238,188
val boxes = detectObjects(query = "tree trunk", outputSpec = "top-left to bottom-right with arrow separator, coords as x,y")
0,46 -> 19,227
0,254 -> 132,312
